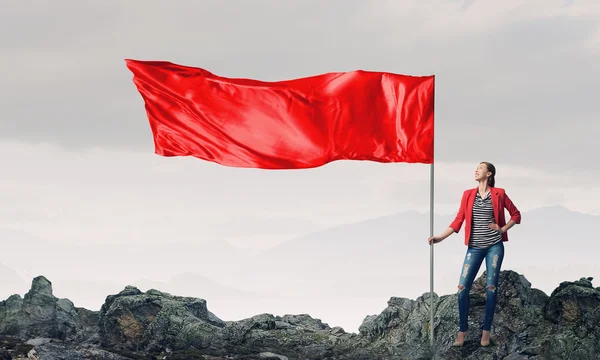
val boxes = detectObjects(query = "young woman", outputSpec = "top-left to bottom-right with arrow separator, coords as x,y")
427,162 -> 521,347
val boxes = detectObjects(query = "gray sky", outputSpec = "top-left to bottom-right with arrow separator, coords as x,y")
1,0 -> 599,333
2,0 -> 599,169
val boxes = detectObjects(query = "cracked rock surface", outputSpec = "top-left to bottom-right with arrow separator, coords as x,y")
1,271 -> 599,359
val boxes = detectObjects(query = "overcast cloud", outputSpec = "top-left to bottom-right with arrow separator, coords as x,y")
1,0 -> 599,169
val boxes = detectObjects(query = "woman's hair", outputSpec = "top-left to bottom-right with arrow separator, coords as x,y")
481,161 -> 496,187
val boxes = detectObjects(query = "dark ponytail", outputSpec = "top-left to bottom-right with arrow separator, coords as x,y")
481,162 -> 496,187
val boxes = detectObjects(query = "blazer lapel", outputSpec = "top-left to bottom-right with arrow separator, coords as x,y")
466,188 -> 476,221
490,187 -> 500,223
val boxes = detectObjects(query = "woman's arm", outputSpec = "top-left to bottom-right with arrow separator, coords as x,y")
428,227 -> 456,244
504,192 -> 521,224
439,226 -> 457,240
499,191 -> 521,234
501,219 -> 517,233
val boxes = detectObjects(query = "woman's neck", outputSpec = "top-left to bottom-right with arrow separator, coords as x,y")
478,182 -> 489,194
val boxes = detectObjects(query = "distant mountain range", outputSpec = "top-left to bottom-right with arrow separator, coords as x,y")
220,205 -> 598,297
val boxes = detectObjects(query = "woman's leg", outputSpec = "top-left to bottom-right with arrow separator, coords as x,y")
482,241 -> 505,332
457,247 -> 485,332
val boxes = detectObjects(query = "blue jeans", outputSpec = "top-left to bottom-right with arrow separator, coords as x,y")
457,241 -> 504,332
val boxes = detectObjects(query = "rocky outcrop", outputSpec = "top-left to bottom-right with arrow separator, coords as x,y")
1,270 -> 600,359
0,277 -> 97,343
99,286 -> 226,353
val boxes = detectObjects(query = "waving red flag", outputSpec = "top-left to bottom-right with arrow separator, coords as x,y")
125,59 -> 434,169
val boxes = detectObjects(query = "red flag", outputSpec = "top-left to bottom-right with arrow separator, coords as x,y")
125,59 -> 434,169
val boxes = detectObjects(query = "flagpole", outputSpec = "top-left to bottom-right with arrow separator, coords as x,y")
429,75 -> 435,347
429,162 -> 434,346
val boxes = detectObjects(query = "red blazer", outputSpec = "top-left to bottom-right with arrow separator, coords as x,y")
449,186 -> 521,246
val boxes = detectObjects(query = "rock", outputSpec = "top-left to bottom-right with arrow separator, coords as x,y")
28,277 -> 53,297
32,342 -> 133,360
0,335 -> 33,359
358,296 -> 415,339
25,338 -> 52,346
0,276 -> 97,342
259,351 -> 289,359
544,277 -> 600,325
279,314 -> 330,331
2,270 -> 600,359
503,354 -> 529,360
330,326 -> 345,335
27,347 -> 38,360
98,286 -> 226,353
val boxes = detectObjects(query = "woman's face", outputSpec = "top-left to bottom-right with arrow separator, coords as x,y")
474,163 -> 490,182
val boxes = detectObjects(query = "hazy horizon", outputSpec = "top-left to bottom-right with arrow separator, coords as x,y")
2,204 -> 598,333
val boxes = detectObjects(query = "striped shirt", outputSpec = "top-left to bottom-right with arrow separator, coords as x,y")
469,191 -> 502,248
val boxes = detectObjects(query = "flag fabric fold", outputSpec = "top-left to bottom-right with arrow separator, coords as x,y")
125,59 -> 434,169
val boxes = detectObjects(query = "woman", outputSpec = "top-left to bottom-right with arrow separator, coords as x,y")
427,162 -> 521,347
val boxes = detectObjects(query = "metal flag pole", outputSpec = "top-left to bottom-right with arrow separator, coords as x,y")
429,162 -> 435,346
429,76 -> 436,347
